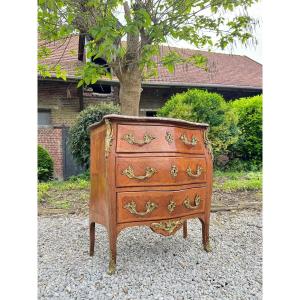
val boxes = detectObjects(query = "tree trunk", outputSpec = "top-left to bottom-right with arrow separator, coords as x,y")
119,72 -> 142,116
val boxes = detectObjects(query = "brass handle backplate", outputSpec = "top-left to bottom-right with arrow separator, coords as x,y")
122,133 -> 155,146
170,165 -> 178,178
165,131 -> 173,144
180,133 -> 198,146
122,165 -> 157,180
151,220 -> 183,234
124,201 -> 158,216
167,200 -> 176,213
186,165 -> 203,177
183,194 -> 201,209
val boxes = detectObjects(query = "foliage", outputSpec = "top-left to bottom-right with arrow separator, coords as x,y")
38,182 -> 50,202
157,89 -> 239,158
213,170 -> 262,191
228,95 -> 262,166
68,170 -> 90,181
54,178 -> 89,191
38,0 -> 259,114
157,91 -> 262,171
220,158 -> 262,172
38,145 -> 54,182
38,177 -> 90,194
68,102 -> 120,167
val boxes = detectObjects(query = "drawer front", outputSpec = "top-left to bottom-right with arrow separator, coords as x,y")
117,187 -> 207,223
116,124 -> 205,154
116,156 -> 207,187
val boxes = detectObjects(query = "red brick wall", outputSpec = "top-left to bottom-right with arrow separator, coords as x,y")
38,127 -> 63,180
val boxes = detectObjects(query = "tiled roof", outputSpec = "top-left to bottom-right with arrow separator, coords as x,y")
38,36 -> 83,75
39,35 -> 262,89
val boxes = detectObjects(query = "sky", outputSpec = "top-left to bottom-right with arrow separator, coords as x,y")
167,2 -> 262,63
116,1 -> 262,64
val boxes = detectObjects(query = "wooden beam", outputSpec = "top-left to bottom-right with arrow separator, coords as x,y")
78,86 -> 84,111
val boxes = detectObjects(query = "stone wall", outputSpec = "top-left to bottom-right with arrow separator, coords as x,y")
38,80 -> 82,127
38,80 -> 118,127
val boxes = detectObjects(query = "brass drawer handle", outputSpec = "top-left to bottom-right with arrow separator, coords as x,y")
183,194 -> 201,209
122,133 -> 155,146
180,133 -> 198,146
186,165 -> 203,177
124,201 -> 158,216
122,165 -> 157,180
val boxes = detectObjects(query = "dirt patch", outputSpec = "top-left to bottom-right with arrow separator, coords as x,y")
212,190 -> 262,211
38,188 -> 262,216
38,189 -> 89,216
213,189 -> 262,206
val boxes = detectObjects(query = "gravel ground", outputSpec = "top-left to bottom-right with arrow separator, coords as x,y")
38,210 -> 262,300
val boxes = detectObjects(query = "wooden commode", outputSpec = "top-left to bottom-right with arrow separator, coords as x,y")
89,114 -> 213,274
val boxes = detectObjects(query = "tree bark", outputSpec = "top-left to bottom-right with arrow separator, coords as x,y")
118,71 -> 142,116
112,1 -> 143,116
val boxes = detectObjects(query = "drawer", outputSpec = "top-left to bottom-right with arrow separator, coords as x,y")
116,156 -> 207,187
116,124 -> 205,154
117,187 -> 207,223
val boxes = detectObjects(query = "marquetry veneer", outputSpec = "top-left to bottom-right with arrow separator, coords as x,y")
89,114 -> 213,274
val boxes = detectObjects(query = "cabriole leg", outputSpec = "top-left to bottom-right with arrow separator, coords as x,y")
89,222 -> 95,256
108,234 -> 117,275
183,220 -> 188,239
199,218 -> 211,252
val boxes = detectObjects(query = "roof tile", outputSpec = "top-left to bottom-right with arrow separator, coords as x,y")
39,35 -> 262,88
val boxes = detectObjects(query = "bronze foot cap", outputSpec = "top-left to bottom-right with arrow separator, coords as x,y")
204,242 -> 212,252
107,260 -> 116,275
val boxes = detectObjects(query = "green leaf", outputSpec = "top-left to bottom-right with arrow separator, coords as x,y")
188,54 -> 207,69
77,80 -> 84,88
135,8 -> 152,28
38,0 -> 259,91
161,51 -> 183,73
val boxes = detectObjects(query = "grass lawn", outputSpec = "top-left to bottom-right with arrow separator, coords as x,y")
213,170 -> 262,192
38,170 -> 262,215
38,178 -> 89,209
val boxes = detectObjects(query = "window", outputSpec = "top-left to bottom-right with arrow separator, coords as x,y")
88,57 -> 112,94
89,83 -> 112,94
38,109 -> 51,126
146,111 -> 157,117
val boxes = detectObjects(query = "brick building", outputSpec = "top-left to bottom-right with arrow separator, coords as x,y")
38,35 -> 262,179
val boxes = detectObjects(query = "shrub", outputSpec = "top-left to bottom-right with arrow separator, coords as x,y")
68,170 -> 90,181
157,89 -> 239,158
222,158 -> 262,172
69,102 -> 120,168
38,145 -> 54,182
38,182 -> 50,202
228,95 -> 262,167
